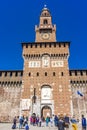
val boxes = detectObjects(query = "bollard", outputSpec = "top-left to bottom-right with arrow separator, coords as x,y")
72,123 -> 78,130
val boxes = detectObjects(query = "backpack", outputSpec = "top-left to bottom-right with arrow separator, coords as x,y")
12,124 -> 16,129
25,124 -> 29,130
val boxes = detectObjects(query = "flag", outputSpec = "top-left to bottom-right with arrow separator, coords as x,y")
77,90 -> 83,97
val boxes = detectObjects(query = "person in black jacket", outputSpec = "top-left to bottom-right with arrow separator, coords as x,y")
64,114 -> 70,130
57,116 -> 65,130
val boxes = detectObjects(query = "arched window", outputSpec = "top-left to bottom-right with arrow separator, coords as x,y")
43,19 -> 48,24
41,86 -> 52,99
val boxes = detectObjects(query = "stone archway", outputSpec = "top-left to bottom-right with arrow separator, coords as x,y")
41,106 -> 52,118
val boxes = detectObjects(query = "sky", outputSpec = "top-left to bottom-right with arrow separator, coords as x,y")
0,0 -> 87,70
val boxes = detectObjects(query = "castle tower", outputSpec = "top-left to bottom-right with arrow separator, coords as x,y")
21,6 -> 72,117
35,6 -> 56,42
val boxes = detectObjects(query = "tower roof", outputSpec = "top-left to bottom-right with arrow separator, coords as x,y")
40,5 -> 51,17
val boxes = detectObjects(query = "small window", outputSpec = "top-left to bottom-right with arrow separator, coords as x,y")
0,72 -> 2,77
43,19 -> 48,24
30,44 -> 32,48
10,72 -> 12,77
61,72 -> 64,76
59,44 -> 61,47
26,45 -> 28,48
44,13 -> 46,16
86,71 -> 87,75
37,72 -> 39,76
15,72 -> 18,77
69,71 -> 72,76
80,71 -> 83,76
53,72 -> 56,76
35,44 -> 37,48
75,71 -> 77,76
54,44 -> 56,47
40,44 -> 42,48
70,80 -> 72,83
5,72 -> 7,77
45,72 -> 47,76
45,43 -> 47,48
49,43 -> 51,47
64,44 -> 66,47
29,72 -> 31,77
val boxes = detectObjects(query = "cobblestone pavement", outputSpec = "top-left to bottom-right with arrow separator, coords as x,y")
0,123 -> 82,130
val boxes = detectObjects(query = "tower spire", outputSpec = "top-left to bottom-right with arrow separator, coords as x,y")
35,7 -> 56,42
44,4 -> 47,8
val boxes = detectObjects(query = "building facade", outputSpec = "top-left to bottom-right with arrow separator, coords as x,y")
0,7 -> 87,122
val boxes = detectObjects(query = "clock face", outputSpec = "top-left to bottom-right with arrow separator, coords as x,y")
41,33 -> 50,40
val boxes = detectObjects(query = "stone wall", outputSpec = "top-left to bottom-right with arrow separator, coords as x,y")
0,71 -> 22,122
0,69 -> 87,121
69,70 -> 87,119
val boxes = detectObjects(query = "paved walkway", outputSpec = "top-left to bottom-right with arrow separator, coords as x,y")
0,123 -> 81,130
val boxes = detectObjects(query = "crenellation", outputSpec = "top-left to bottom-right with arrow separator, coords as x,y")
69,70 -> 87,77
70,80 -> 87,85
23,53 -> 69,60
0,81 -> 22,87
22,42 -> 70,49
0,71 -> 23,79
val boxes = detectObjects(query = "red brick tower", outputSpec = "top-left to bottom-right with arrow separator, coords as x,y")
21,6 -> 72,117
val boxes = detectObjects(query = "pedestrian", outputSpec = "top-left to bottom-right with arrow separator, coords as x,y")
12,116 -> 17,129
23,117 -> 27,127
19,116 -> 23,129
50,117 -> 53,127
82,115 -> 86,130
71,116 -> 78,130
30,116 -> 33,125
54,115 -> 59,126
46,116 -> 49,126
36,116 -> 39,126
39,117 -> 42,127
64,114 -> 70,130
57,116 -> 65,130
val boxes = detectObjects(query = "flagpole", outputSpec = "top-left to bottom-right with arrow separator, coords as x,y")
77,95 -> 80,118
83,91 -> 86,115
77,86 -> 80,118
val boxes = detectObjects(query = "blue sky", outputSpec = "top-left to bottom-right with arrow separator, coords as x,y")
0,0 -> 87,70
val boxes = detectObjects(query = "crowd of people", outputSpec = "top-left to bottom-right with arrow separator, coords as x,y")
12,114 -> 87,130
12,115 -> 29,130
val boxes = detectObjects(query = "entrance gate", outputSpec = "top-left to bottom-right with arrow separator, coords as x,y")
41,106 -> 52,118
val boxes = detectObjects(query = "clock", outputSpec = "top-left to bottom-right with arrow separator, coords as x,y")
41,33 -> 50,40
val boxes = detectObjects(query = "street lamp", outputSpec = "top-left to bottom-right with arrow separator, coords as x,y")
33,88 -> 36,103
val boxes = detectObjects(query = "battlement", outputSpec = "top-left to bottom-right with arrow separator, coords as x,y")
0,70 -> 23,77
22,42 -> 70,59
69,70 -> 87,84
22,41 -> 70,48
0,70 -> 23,87
69,70 -> 87,76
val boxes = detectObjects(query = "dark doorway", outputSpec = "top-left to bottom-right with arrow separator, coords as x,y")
41,106 -> 52,118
